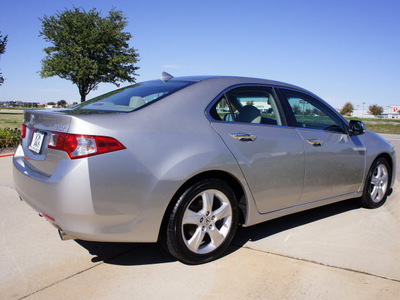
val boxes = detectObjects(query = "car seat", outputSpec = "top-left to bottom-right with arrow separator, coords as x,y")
236,105 -> 261,124
129,96 -> 146,109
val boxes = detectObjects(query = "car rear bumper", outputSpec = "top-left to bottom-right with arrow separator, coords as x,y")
13,145 -> 160,243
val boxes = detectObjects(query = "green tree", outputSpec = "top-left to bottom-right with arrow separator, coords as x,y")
39,7 -> 139,102
368,104 -> 383,117
57,100 -> 68,107
0,31 -> 8,86
340,102 -> 354,116
47,102 -> 56,106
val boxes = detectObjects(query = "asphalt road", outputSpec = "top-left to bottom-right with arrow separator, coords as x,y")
1,134 -> 400,299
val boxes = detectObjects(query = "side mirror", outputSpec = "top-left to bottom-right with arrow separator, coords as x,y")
349,120 -> 366,136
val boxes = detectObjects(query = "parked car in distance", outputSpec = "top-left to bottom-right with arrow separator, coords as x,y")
13,74 -> 396,264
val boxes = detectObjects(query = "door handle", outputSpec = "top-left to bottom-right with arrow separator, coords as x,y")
230,133 -> 257,142
307,139 -> 324,146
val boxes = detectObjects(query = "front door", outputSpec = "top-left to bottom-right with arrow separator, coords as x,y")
209,86 -> 305,213
280,89 -> 365,204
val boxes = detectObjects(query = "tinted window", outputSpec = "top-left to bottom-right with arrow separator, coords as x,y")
73,80 -> 195,112
281,89 -> 344,132
210,87 -> 283,126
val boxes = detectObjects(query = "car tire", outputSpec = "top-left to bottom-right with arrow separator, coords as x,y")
164,179 -> 239,264
360,157 -> 391,209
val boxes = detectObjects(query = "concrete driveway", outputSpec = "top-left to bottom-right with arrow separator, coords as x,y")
1,134 -> 400,299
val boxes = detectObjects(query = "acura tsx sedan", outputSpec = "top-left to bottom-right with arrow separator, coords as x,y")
13,74 -> 395,264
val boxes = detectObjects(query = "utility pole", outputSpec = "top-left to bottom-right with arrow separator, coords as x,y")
362,102 -> 366,118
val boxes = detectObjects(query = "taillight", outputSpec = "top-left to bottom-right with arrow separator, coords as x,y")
48,132 -> 126,159
21,124 -> 27,138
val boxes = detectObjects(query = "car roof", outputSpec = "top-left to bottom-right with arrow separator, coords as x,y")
168,75 -> 310,94
166,75 -> 344,123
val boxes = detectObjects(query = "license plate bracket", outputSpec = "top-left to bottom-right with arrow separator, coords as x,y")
29,131 -> 45,154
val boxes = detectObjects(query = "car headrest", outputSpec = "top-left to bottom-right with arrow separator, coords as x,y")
236,105 -> 261,124
129,96 -> 146,109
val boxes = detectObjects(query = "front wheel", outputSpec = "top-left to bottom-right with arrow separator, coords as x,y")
360,157 -> 391,209
164,179 -> 239,264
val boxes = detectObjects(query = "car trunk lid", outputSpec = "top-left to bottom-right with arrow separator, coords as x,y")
21,110 -> 73,176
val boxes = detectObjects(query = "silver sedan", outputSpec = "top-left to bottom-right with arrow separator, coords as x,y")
13,74 -> 396,264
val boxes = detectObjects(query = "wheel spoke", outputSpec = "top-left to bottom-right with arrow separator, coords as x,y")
377,186 -> 384,200
375,166 -> 382,178
371,186 -> 378,200
201,191 -> 214,213
371,177 -> 379,186
182,209 -> 203,225
213,203 -> 231,221
208,227 -> 225,247
187,226 -> 205,252
381,173 -> 388,183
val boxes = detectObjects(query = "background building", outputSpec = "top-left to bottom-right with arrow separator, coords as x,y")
351,105 -> 400,119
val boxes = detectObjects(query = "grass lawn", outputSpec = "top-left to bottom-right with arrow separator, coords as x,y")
0,113 -> 24,129
346,117 -> 400,134
348,117 -> 400,123
363,122 -> 400,134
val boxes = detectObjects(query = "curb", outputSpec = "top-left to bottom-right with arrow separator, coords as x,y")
0,153 -> 14,158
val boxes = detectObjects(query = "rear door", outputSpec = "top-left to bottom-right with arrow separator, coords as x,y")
209,86 -> 305,213
278,89 -> 365,204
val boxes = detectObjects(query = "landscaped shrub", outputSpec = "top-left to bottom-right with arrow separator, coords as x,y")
0,127 -> 21,149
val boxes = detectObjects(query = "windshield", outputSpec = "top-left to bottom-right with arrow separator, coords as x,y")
72,80 -> 195,112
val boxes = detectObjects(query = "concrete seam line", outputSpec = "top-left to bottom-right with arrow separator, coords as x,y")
17,244 -> 139,300
240,245 -> 400,283
17,263 -> 103,300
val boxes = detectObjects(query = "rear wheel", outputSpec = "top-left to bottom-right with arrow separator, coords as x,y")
360,157 -> 391,209
164,179 -> 238,264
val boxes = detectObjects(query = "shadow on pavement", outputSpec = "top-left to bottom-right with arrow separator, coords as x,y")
76,240 -> 176,265
76,198 -> 360,266
233,198 -> 360,246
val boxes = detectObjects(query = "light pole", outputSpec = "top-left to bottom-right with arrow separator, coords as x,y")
362,102 -> 366,118
300,100 -> 306,123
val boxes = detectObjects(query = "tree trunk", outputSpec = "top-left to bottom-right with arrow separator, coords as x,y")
79,85 -> 87,102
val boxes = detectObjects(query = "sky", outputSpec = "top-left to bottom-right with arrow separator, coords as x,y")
0,0 -> 399,110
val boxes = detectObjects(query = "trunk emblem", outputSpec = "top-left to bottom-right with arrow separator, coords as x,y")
55,125 -> 66,132
29,114 -> 35,126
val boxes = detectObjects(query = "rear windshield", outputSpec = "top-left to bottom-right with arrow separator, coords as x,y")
72,80 -> 195,112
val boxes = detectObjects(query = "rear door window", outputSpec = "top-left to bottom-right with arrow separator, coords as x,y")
209,86 -> 284,126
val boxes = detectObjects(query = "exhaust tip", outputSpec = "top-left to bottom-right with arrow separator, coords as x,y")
58,228 -> 73,241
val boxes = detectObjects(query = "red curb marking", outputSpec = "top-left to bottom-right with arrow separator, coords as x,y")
0,154 -> 14,158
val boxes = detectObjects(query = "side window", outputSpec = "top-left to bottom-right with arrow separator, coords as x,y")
211,96 -> 232,121
209,87 -> 282,126
281,89 -> 344,132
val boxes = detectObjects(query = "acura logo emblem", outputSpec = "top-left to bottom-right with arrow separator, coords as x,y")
30,114 -> 35,126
